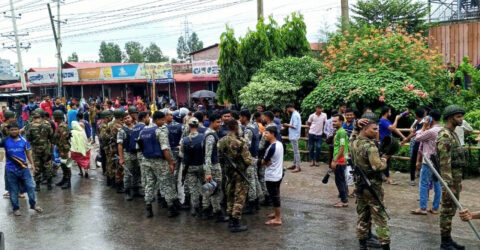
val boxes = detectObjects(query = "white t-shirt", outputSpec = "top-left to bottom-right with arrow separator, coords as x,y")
307,112 -> 327,135
264,141 -> 284,182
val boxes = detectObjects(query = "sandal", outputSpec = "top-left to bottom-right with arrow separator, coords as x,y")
410,208 -> 427,215
265,219 -> 282,226
3,192 -> 9,198
14,210 -> 21,216
291,168 -> 301,173
428,208 -> 439,214
333,202 -> 348,208
267,213 -> 275,219
32,206 -> 43,213
386,180 -> 398,185
287,166 -> 296,170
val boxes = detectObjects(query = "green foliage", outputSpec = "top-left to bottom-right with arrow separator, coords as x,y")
457,56 -> 480,93
124,41 -> 144,63
352,0 -> 429,34
67,52 -> 78,62
218,13 -> 310,103
176,32 -> 204,62
218,26 -> 247,104
464,110 -> 480,132
239,77 -> 300,110
99,41 -> 123,63
143,43 -> 169,63
302,70 -> 429,115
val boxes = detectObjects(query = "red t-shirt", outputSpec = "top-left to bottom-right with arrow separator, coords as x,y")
41,101 -> 53,117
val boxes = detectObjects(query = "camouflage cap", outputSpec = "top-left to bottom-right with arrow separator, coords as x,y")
105,110 -> 113,117
443,105 -> 465,119
113,109 -> 125,118
188,117 -> 199,126
32,111 -> 41,118
34,108 -> 44,116
53,110 -> 64,119
4,110 -> 15,119
127,106 -> 138,114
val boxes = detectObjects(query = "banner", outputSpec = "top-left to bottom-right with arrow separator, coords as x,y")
145,62 -> 174,84
27,69 -> 78,84
192,60 -> 219,77
78,68 -> 101,80
111,64 -> 143,79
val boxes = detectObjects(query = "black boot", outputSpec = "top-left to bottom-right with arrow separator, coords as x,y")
146,204 -> 153,218
173,199 -> 182,210
56,178 -> 65,186
106,177 -> 112,187
359,239 -> 368,250
182,195 -> 191,210
214,211 -> 229,222
229,218 -> 248,233
381,244 -> 390,250
47,178 -> 53,190
61,178 -> 71,189
116,183 -> 125,193
167,205 -> 179,218
366,232 -> 381,248
35,181 -> 40,191
441,236 -> 464,250
228,217 -> 234,229
190,206 -> 201,217
201,207 -> 213,220
125,188 -> 134,201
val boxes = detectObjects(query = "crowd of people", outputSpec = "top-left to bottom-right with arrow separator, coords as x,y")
1,94 -> 480,249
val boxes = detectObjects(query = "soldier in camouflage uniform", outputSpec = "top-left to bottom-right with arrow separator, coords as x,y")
436,105 -> 467,250
99,110 -> 113,186
109,109 -> 125,193
127,106 -> 138,123
52,110 -> 72,189
179,117 -> 204,216
26,109 -> 53,191
258,111 -> 277,205
350,118 -> 391,250
202,113 -> 224,219
218,120 -> 253,232
117,114 -> 140,201
136,111 -> 151,194
240,110 -> 261,214
138,111 -> 179,218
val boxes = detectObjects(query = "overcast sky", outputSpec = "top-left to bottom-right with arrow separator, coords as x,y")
0,0 -> 351,69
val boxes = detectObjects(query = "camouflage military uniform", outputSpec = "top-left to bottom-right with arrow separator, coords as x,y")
258,122 -> 276,198
117,124 -> 141,190
350,135 -> 390,245
180,131 -> 204,210
53,121 -> 71,179
203,128 -> 223,213
26,119 -> 54,183
135,122 -> 148,189
99,119 -> 113,178
156,125 -> 177,206
243,122 -> 260,202
218,134 -> 253,220
108,118 -> 124,184
436,128 -> 465,238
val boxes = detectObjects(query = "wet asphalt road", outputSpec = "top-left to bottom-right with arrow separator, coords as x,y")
1,158 -> 480,250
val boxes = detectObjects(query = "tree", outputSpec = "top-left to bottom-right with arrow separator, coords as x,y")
143,42 -> 168,62
218,26 -> 247,104
281,12 -> 311,57
124,41 -> 144,63
176,32 -> 204,62
99,41 -> 123,62
352,0 -> 429,34
67,52 -> 78,62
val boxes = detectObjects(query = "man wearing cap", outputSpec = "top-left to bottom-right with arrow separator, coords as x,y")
180,117 -> 204,216
52,109 -> 72,189
99,110 -> 113,184
108,109 -> 126,193
128,106 -> 138,123
436,105 -> 467,250
350,117 -> 391,250
163,108 -> 183,201
117,113 -> 140,201
26,109 -> 54,191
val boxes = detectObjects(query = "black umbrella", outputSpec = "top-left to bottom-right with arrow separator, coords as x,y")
191,90 -> 217,99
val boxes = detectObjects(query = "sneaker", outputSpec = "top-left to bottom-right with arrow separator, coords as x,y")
410,181 -> 415,186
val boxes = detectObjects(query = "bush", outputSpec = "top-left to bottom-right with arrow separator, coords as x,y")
301,70 -> 429,115
239,77 -> 300,110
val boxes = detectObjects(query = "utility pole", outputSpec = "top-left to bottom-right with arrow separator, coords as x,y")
48,3 -> 63,98
57,0 -> 62,98
257,0 -> 263,21
8,0 -> 27,91
341,0 -> 349,30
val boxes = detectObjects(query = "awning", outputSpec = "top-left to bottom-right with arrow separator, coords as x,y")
0,82 -> 56,89
63,79 -> 147,86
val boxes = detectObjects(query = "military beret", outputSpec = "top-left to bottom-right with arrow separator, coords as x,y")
443,105 -> 465,119
4,110 -> 15,119
53,110 -> 64,119
127,106 -> 138,114
113,109 -> 125,118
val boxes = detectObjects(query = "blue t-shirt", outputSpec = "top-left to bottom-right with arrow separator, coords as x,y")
2,136 -> 31,172
379,118 -> 392,142
273,117 -> 283,141
83,120 -> 92,138
67,109 -> 78,130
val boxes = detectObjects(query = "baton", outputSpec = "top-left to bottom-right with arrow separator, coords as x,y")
421,151 -> 480,240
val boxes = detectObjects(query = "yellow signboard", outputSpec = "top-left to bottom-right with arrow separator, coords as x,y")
78,68 -> 101,80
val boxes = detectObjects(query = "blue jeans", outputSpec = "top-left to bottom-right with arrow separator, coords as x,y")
6,168 -> 36,211
334,164 -> 348,203
91,123 -> 97,142
308,134 -> 323,162
419,164 -> 441,210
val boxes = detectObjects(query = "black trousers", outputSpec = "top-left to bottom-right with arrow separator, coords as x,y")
266,180 -> 282,207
